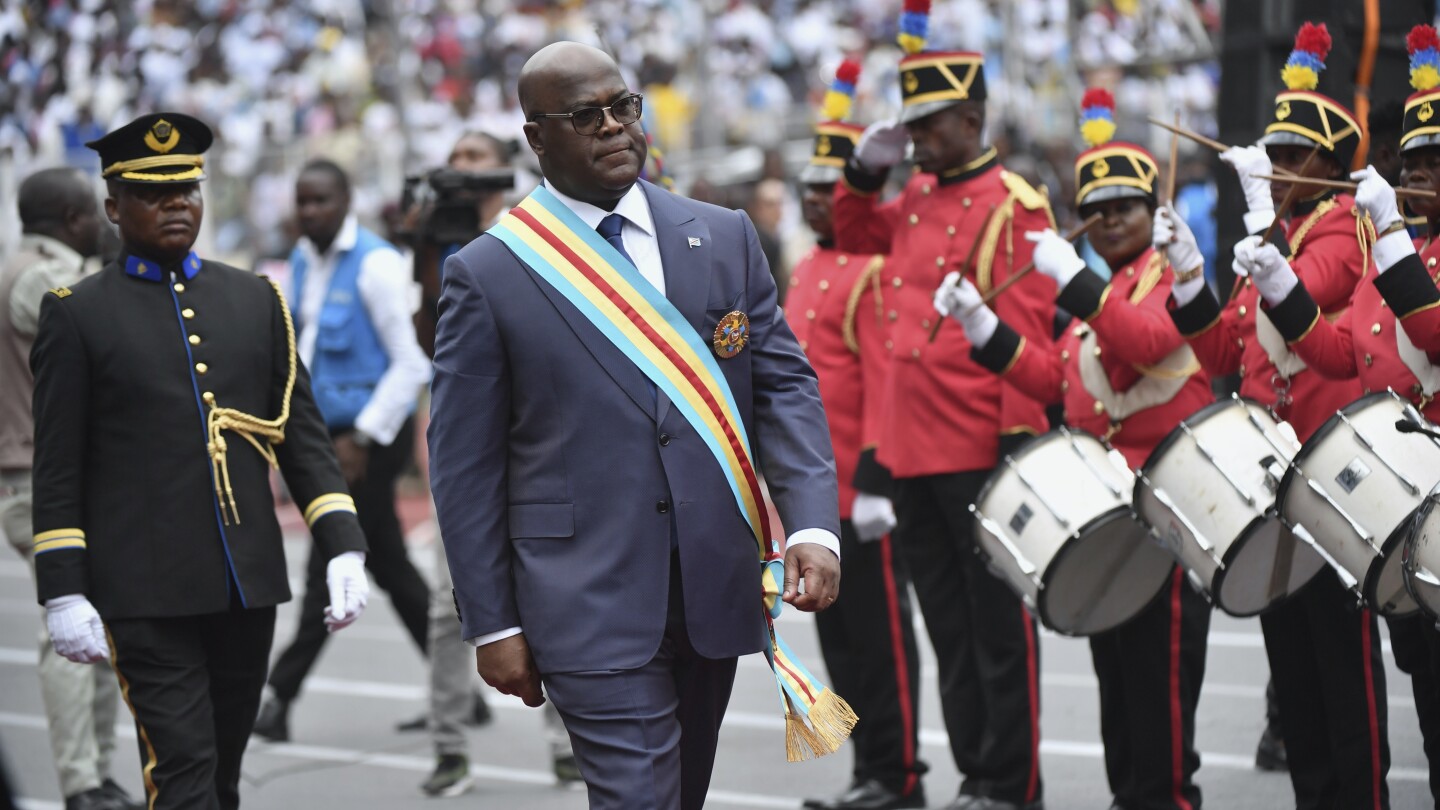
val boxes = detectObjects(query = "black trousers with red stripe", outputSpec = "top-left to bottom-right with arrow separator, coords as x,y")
893,471 -> 1042,805
106,606 -> 276,810
1386,612 -> 1440,804
1261,569 -> 1389,810
813,519 -> 925,797
1090,567 -> 1211,810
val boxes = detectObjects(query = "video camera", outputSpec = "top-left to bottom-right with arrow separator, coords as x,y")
400,167 -> 515,246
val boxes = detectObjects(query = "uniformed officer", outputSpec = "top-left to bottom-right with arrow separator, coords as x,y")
1233,22 -> 1440,803
831,10 -> 1054,808
937,87 -> 1213,810
29,112 -> 371,810
1162,23 -> 1390,809
792,63 -> 926,810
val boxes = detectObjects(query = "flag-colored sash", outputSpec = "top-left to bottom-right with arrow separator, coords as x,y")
491,186 -> 854,760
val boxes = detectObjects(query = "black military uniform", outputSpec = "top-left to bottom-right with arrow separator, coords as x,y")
30,113 -> 366,810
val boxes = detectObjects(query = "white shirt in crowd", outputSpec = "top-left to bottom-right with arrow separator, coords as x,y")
293,214 -> 430,447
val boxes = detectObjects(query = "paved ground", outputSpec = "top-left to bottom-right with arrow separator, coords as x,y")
1,497 -> 1432,809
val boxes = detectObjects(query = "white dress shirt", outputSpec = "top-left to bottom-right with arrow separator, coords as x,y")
294,214 -> 431,446
470,184 -> 839,647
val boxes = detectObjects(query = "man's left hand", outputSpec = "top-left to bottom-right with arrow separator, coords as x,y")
783,543 -> 840,612
324,551 -> 370,632
334,433 -> 369,485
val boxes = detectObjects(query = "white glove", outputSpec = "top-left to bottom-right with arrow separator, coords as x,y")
45,595 -> 109,663
1023,229 -> 1087,287
1351,165 -> 1402,232
854,119 -> 909,173
1235,237 -> 1300,304
1220,144 -> 1276,222
324,551 -> 370,632
851,493 -> 897,543
933,271 -> 998,347
1153,206 -> 1204,280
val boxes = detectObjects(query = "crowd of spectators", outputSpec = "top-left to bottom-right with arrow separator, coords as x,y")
0,0 -> 1223,273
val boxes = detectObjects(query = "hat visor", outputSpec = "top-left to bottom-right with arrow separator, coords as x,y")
1260,130 -> 1322,150
1402,133 -> 1440,154
1078,184 -> 1153,209
900,98 -> 963,125
799,164 -> 843,184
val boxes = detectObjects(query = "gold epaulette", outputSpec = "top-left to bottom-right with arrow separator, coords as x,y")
1129,252 -> 1167,305
842,255 -> 887,355
977,173 -> 1057,294
49,287 -> 71,299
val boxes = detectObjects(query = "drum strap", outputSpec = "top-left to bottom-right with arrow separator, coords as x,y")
1256,310 -> 1311,379
1076,329 -> 1197,421
1397,324 -> 1440,397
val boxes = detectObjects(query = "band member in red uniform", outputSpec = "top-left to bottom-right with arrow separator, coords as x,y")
936,88 -> 1212,810
1236,24 -> 1440,804
1161,23 -> 1390,809
831,7 -> 1053,807
790,66 -> 925,810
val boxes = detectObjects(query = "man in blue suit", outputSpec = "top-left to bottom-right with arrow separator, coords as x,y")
428,42 -> 844,810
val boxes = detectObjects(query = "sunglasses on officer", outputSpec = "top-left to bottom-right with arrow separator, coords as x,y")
529,93 -> 644,136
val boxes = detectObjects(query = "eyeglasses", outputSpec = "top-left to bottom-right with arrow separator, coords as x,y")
530,93 -> 644,136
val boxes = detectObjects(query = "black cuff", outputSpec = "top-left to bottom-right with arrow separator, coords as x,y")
35,550 -> 89,604
842,159 -> 888,195
852,447 -> 895,499
313,513 -> 369,557
1056,268 -> 1110,322
1168,286 -> 1223,337
1374,253 -> 1440,320
997,431 -> 1035,462
1264,281 -> 1321,343
971,320 -> 1023,374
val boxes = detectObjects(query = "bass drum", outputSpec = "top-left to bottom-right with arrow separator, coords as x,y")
972,427 -> 1174,636
1279,392 -> 1440,616
1134,396 -> 1325,616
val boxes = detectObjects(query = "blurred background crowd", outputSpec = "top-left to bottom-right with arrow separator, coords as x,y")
0,0 -> 1223,279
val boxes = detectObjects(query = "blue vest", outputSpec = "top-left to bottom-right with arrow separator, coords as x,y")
290,226 -> 392,429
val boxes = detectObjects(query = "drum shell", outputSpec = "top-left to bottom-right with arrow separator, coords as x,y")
973,429 -> 1173,636
1406,493 -> 1440,619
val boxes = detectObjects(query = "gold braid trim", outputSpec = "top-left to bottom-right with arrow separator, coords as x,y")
1352,206 -> 1377,281
978,174 -> 1056,294
206,277 -> 298,524
1128,252 -> 1167,305
1285,198 -> 1341,260
841,255 -> 887,355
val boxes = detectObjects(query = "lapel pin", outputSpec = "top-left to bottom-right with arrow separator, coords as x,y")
687,237 -> 702,248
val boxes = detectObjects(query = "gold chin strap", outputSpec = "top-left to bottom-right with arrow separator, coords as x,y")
206,278 -> 298,525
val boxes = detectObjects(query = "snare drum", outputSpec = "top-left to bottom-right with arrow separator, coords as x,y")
1135,396 -> 1324,616
971,427 -> 1174,636
1405,487 -> 1440,618
1279,392 -> 1440,615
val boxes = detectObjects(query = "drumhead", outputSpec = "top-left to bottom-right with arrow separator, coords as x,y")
1039,507 -> 1173,636
1140,396 -> 1271,476
1213,515 -> 1326,616
1276,391 -> 1394,505
974,428 -> 1078,510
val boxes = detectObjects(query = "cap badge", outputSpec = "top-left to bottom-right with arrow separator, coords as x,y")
903,71 -> 919,94
1276,101 -> 1292,121
713,311 -> 750,359
1422,102 -> 1436,123
816,135 -> 832,156
145,119 -> 180,154
1091,158 -> 1111,178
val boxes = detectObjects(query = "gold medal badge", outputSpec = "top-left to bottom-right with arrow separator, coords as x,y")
713,311 -> 750,359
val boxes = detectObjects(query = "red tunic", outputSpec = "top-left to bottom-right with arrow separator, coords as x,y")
784,246 -> 890,518
1266,235 -> 1440,420
1168,195 -> 1369,440
975,247 -> 1214,468
833,149 -> 1058,476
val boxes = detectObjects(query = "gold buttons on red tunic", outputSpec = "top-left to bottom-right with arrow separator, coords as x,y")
909,214 -> 919,226
922,183 -> 932,195
935,257 -> 945,267
888,310 -> 898,321
921,318 -> 931,329
962,198 -> 972,208
1061,380 -> 1069,392
1060,350 -> 1070,362
837,256 -> 848,266
1236,338 -> 1245,349
806,309 -> 816,320
1093,401 -> 1105,415
946,226 -> 956,236
1238,306 -> 1248,317
885,340 -> 893,350
1239,364 -> 1247,376
1093,346 -> 1102,357
1372,323 -> 1383,335
819,280 -> 830,291
911,348 -> 921,358
892,278 -> 903,288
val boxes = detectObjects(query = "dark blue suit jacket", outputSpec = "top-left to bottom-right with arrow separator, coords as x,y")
429,180 -> 840,673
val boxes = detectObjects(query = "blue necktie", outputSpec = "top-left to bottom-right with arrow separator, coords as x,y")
597,213 -> 633,266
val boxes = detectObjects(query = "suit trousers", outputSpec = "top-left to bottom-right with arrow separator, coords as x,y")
1387,612 -> 1440,804
267,417 -> 429,702
892,471 -> 1043,805
2,468 -> 121,799
542,552 -> 737,810
1089,567 -> 1210,810
1260,569 -> 1389,809
814,519 -> 925,796
106,606 -> 275,810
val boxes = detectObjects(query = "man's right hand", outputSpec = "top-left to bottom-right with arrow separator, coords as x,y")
45,595 -> 110,664
476,633 -> 544,707
1219,143 -> 1275,216
854,119 -> 909,173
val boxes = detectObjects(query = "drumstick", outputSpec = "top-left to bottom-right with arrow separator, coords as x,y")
977,213 -> 1103,306
1259,143 -> 1326,244
1164,111 -> 1180,205
1246,173 -> 1438,199
927,204 -> 1000,343
1147,116 -> 1228,154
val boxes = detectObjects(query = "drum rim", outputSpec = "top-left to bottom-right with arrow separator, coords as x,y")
1037,506 -> 1166,637
1404,495 -> 1440,620
974,426 -> 1111,511
1211,513 -> 1322,617
1139,395 -> 1273,477
1366,512 -> 1423,616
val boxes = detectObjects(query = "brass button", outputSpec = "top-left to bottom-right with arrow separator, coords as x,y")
908,214 -> 919,226
936,257 -> 946,267
1125,267 -> 1134,277
1093,346 -> 1102,357
195,362 -> 209,375
1060,380 -> 1069,392
819,279 -> 830,291
202,391 -> 215,404
188,334 -> 201,346
789,276 -> 799,287
1364,353 -> 1373,366
806,309 -> 816,320
182,308 -> 195,319
892,278 -> 903,288
837,255 -> 848,266
884,340 -> 893,350
173,282 -> 185,293
921,318 -> 931,329
1239,364 -> 1247,376
1060,350 -> 1070,362
1372,323 -> 1383,335
1093,400 -> 1105,415
911,348 -> 921,359
962,197 -> 972,208
1238,305 -> 1248,317
922,183 -> 932,195
800,340 -> 808,351
888,310 -> 898,321
947,226 -> 956,236
1236,338 -> 1245,349
1429,257 -> 1437,269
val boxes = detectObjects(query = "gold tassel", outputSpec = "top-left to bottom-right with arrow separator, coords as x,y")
784,711 -> 828,762
783,690 -> 859,762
